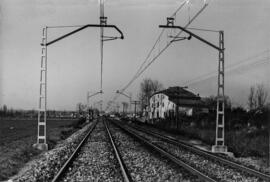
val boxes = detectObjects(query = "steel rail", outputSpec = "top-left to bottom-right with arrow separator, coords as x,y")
104,120 -> 133,182
112,120 -> 217,182
51,120 -> 98,182
131,124 -> 270,181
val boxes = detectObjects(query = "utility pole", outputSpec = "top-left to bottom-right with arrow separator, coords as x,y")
33,27 -> 48,151
122,102 -> 125,115
34,11 -> 124,151
116,90 -> 132,114
100,100 -> 103,114
131,101 -> 140,120
116,103 -> 120,113
100,0 -> 104,93
159,18 -> 227,153
87,91 -> 102,122
214,31 -> 226,153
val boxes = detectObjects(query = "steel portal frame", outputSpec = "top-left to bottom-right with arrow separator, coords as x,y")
159,20 -> 227,153
35,23 -> 124,150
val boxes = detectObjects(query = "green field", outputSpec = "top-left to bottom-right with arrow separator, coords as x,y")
0,118 -> 79,181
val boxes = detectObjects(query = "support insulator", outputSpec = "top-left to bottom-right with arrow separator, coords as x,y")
167,17 -> 175,26
100,16 -> 107,25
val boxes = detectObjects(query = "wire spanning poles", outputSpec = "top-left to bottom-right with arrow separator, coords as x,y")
159,18 -> 227,153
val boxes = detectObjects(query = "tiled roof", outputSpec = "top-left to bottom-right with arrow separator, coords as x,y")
153,86 -> 206,107
154,86 -> 199,99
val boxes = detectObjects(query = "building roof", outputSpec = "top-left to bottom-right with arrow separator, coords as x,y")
153,86 -> 206,107
154,86 -> 199,99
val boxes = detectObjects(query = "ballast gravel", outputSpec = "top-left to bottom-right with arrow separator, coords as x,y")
61,120 -> 122,182
11,121 -> 95,182
131,122 -> 269,175
128,125 -> 263,182
109,122 -> 201,182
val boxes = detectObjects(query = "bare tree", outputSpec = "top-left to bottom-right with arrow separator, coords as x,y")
138,78 -> 163,111
255,84 -> 268,108
248,86 -> 256,110
248,84 -> 268,110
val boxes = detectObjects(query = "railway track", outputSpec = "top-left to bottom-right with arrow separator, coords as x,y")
112,119 -> 269,182
51,119 -> 98,182
103,120 -> 133,182
107,120 -> 203,181
129,123 -> 270,181
51,118 -> 132,182
111,120 -> 217,182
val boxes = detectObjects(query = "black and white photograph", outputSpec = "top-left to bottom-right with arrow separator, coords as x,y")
0,0 -> 269,181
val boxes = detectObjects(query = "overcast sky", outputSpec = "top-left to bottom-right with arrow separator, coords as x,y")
0,0 -> 269,110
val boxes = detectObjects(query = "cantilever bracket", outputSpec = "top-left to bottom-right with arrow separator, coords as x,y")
42,24 -> 124,46
169,35 -> 192,42
88,90 -> 103,99
159,24 -> 222,51
102,36 -> 119,41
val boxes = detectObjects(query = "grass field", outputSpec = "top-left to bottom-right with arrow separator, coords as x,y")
0,118 -> 80,181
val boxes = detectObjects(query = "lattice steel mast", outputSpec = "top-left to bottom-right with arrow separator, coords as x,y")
34,27 -> 48,150
214,31 -> 226,152
100,0 -> 105,93
159,18 -> 227,153
34,3 -> 124,150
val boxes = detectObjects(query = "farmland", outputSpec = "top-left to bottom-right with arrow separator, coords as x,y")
0,118 -> 80,181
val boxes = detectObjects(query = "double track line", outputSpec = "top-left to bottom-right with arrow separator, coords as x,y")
112,120 -> 217,182
131,124 -> 270,181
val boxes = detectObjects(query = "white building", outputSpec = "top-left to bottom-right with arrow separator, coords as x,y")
148,86 -> 206,120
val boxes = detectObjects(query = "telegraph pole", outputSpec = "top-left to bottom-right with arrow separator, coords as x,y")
99,0 -> 105,113
116,90 -> 132,114
131,101 -> 140,120
122,102 -> 125,115
87,91 -> 102,122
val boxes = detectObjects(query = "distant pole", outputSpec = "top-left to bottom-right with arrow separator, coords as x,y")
135,103 -> 137,115
87,92 -> 90,122
129,93 -> 132,114
122,102 -> 125,115
131,101 -> 140,120
100,100 -> 102,113
116,90 -> 132,115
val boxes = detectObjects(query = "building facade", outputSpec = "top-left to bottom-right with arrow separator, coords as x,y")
148,86 -> 206,120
